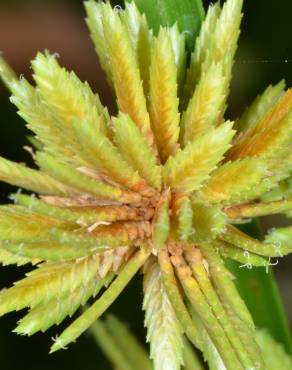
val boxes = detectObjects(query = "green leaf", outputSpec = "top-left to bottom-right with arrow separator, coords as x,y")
131,0 -> 204,50
226,221 -> 292,355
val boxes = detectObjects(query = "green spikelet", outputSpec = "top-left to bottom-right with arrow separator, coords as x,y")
15,273 -> 115,336
143,258 -> 184,370
0,156 -> 69,196
0,254 -> 101,315
35,151 -> 133,201
113,113 -> 162,190
121,1 -> 153,96
149,27 -> 180,162
163,122 -> 235,193
0,205 -> 70,242
72,118 -> 151,197
84,0 -> 114,87
100,3 -> 154,147
183,62 -> 228,144
198,158 -> 268,204
0,246 -> 39,266
235,81 -> 285,132
50,247 -> 150,353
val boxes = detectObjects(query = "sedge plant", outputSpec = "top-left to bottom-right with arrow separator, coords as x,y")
0,0 -> 292,369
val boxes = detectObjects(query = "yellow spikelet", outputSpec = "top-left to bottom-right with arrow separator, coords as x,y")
198,158 -> 268,204
183,2 -> 221,103
149,27 -> 180,162
163,122 -> 235,193
121,1 -> 153,95
182,62 -> 228,144
84,0 -> 114,86
101,3 -> 154,147
235,81 -> 286,133
0,254 -> 101,315
113,113 -> 162,190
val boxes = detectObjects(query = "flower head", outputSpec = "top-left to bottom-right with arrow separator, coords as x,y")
0,0 -> 292,369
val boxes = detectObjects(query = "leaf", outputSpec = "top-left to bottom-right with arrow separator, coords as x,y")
143,258 -> 184,370
113,113 -> 162,190
256,329 -> 292,370
132,0 -> 204,51
163,121 -> 235,193
149,27 -> 180,162
90,319 -> 136,370
182,339 -> 204,370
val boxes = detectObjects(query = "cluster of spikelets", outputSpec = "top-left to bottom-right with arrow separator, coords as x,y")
0,0 -> 292,369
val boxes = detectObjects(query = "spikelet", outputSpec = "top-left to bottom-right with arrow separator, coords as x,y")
0,156 -> 69,195
15,273 -> 114,335
113,113 -> 162,190
72,118 -> 151,196
183,2 -> 221,104
121,1 -> 153,95
235,81 -> 285,132
100,3 -> 154,147
50,247 -> 150,353
0,254 -> 101,315
84,0 -> 114,86
198,158 -> 268,204
149,27 -> 180,162
143,258 -> 184,370
163,122 -> 234,192
182,62 -> 228,144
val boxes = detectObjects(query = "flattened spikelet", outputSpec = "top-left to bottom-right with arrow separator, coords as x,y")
149,28 -> 180,162
163,122 -> 235,193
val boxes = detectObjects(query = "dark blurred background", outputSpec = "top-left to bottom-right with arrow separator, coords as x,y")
0,0 -> 291,369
